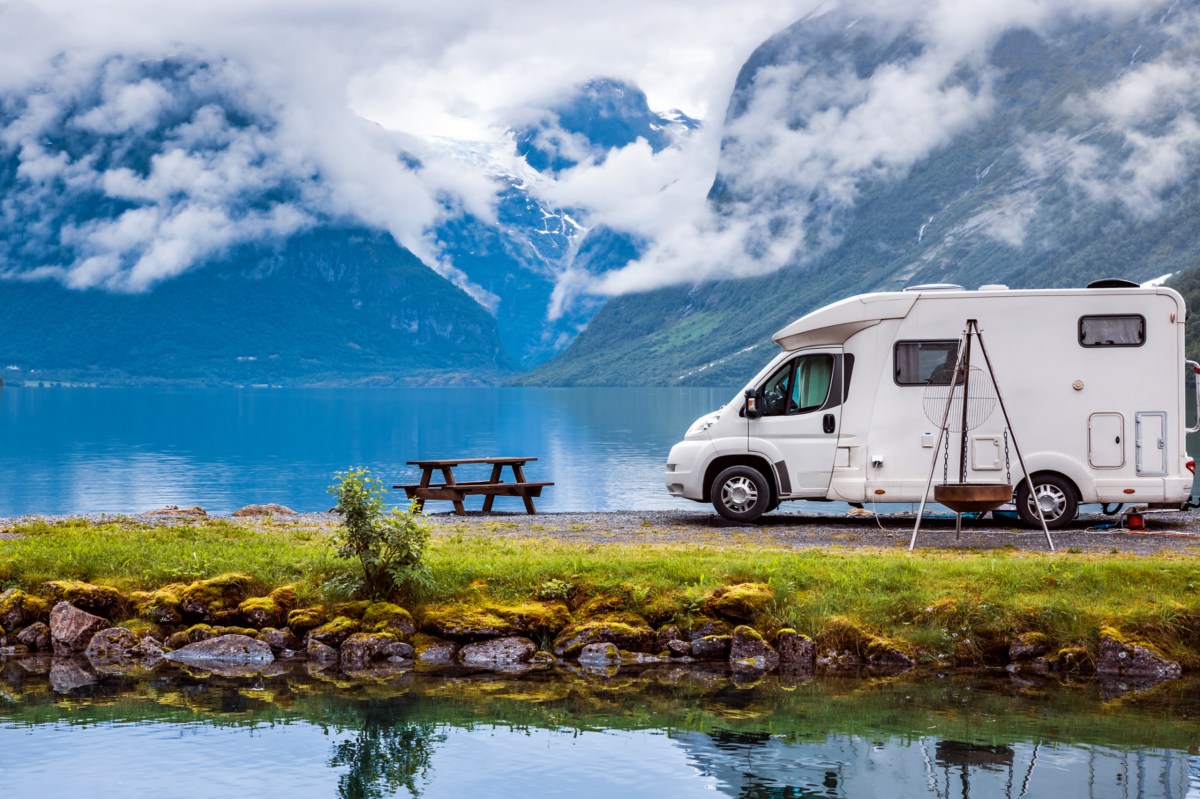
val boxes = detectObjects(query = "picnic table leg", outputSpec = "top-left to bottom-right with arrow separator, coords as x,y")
411,467 -> 433,512
481,463 -> 503,513
511,463 -> 537,514
441,466 -> 467,515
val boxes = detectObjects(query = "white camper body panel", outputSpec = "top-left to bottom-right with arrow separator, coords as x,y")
664,286 -> 1194,520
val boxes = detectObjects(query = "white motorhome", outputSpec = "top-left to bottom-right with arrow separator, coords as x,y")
665,282 -> 1198,526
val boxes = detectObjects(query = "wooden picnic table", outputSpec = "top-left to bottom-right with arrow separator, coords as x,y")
394,457 -> 553,515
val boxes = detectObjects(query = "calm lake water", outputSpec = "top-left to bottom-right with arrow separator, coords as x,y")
1,665 -> 1198,798
0,386 -> 734,516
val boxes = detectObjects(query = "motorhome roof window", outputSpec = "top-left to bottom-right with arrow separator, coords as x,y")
894,340 -> 960,385
1079,315 -> 1145,347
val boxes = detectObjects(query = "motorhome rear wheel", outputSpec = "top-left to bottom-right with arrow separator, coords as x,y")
1015,474 -> 1078,529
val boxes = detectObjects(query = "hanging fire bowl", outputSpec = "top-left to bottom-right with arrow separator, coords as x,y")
934,483 -> 1013,514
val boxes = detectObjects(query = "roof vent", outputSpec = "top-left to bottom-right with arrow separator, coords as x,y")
902,283 -> 964,292
1087,278 -> 1139,289
978,284 -> 1009,291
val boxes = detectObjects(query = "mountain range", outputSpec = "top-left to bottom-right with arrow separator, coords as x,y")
523,1 -> 1200,386
3,4 -> 1200,387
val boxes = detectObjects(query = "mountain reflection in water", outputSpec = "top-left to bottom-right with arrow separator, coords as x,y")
1,663 -> 1198,798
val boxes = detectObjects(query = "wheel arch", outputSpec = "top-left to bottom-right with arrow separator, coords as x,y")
703,454 -> 779,503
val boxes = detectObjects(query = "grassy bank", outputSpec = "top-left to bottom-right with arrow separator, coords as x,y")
2,518 -> 1199,667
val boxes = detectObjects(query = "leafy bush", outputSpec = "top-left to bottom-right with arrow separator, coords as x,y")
328,467 -> 433,601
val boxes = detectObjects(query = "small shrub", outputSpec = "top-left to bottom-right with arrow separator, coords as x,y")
328,467 -> 434,601
536,578 -> 573,602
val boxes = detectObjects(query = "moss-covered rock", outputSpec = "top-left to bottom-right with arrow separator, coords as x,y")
730,625 -> 780,671
182,624 -> 218,644
339,631 -> 403,670
703,583 -> 773,622
422,600 -> 571,639
1009,632 -> 1051,662
690,634 -> 732,660
308,616 -> 360,648
328,600 -> 372,620
133,588 -> 184,625
307,639 -> 339,665
1097,626 -> 1181,679
257,627 -> 300,653
287,606 -> 327,634
819,616 -> 914,669
1051,645 -> 1094,674
268,585 -> 297,610
362,602 -> 417,637
577,642 -> 621,667
553,612 -> 654,658
238,596 -> 284,629
775,629 -> 815,668
41,580 -> 125,617
179,573 -> 253,620
681,618 -> 732,641
574,595 -> 626,617
85,627 -> 165,667
15,622 -> 51,652
412,633 -> 458,665
118,619 -> 166,642
640,591 -> 688,627
164,631 -> 189,650
0,589 -> 50,630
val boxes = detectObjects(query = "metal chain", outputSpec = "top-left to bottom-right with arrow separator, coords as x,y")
1004,429 -> 1011,484
943,431 -> 950,484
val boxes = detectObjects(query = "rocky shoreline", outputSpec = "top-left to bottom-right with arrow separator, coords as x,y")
0,574 -> 1186,693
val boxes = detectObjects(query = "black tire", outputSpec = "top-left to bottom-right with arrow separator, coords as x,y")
711,465 -> 771,523
1015,473 -> 1078,530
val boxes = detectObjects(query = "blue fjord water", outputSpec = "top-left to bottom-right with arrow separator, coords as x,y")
2,670 -> 1199,798
0,386 -> 734,516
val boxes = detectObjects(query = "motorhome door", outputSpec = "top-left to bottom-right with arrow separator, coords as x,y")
748,349 -> 847,496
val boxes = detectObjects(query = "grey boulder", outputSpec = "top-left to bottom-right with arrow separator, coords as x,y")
50,602 -> 109,656
164,634 -> 274,664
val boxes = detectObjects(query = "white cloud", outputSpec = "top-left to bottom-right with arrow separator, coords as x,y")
0,0 -> 1189,316
74,77 -> 173,134
0,0 -> 809,300
1020,39 -> 1200,221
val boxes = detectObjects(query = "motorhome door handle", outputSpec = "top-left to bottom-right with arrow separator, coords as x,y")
823,414 -> 836,434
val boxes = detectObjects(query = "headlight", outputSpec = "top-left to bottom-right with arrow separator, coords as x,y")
686,411 -> 721,437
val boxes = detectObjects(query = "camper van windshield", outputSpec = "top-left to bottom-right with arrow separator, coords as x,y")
894,340 -> 961,385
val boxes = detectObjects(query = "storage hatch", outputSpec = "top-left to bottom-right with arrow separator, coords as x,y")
1088,413 -> 1124,469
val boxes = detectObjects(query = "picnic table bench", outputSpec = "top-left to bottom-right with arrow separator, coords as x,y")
394,457 -> 553,515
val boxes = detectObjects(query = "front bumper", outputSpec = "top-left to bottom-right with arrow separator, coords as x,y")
665,439 -> 714,501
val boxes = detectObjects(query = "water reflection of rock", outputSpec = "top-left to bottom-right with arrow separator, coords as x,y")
672,731 -> 1193,798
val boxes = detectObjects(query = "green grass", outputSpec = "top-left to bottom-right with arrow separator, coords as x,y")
0,518 -> 343,602
3,519 -> 1199,665
423,535 -> 1200,663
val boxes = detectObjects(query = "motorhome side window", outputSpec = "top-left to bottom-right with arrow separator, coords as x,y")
1078,315 -> 1145,347
760,354 -> 834,416
894,340 -> 961,385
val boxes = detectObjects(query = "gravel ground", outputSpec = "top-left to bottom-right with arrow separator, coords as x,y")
5,506 -> 1197,555
426,507 -> 1200,555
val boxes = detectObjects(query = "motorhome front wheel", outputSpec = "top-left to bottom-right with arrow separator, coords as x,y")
1015,474 -> 1078,530
712,465 -> 771,523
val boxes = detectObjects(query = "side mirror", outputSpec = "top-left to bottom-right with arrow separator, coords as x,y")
744,388 -> 762,419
